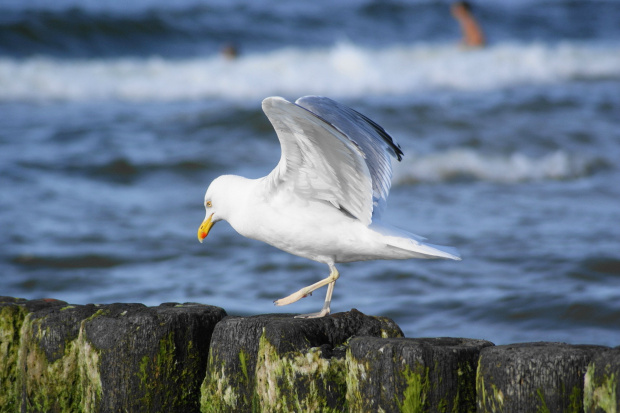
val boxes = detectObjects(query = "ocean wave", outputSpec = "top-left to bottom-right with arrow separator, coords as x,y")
392,149 -> 603,184
0,5 -> 231,58
1,41 -> 619,102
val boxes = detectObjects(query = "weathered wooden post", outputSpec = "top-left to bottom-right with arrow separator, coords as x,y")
1,298 -> 226,413
346,336 -> 493,412
477,342 -> 607,412
201,309 -> 404,412
4,296 -> 617,413
18,302 -> 102,412
77,302 -> 226,413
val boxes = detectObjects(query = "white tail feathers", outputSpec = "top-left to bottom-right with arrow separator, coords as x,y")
388,236 -> 462,260
371,222 -> 461,261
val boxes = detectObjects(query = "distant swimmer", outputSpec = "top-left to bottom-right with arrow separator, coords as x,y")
451,1 -> 486,48
221,44 -> 239,60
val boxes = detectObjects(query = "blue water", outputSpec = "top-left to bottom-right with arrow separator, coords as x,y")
1,0 -> 619,346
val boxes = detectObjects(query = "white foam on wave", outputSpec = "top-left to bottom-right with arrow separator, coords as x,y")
393,149 -> 596,184
1,41 -> 618,102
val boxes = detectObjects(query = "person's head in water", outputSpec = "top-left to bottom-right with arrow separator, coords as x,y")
452,1 -> 473,13
451,1 -> 486,48
221,44 -> 239,60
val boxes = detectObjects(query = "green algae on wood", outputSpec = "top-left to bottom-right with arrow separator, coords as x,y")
201,316 -> 273,412
137,331 -> 178,410
584,349 -> 620,413
254,330 -> 348,412
0,297 -> 71,413
399,363 -> 431,413
477,342 -> 606,413
454,359 -> 478,410
475,359 -> 504,413
136,331 -> 210,412
1,298 -> 224,413
347,336 -> 493,412
87,302 -> 225,413
584,368 -> 617,413
201,359 -> 242,413
18,304 -> 102,413
201,310 -> 403,412
0,301 -> 29,412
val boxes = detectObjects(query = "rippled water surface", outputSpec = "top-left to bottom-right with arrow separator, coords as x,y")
1,0 -> 619,345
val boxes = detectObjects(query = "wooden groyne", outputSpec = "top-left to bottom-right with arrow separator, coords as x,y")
1,296 -> 617,412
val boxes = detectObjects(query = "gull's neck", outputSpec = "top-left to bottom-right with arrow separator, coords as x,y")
216,175 -> 260,229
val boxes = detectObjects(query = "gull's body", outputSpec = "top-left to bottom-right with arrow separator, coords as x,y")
198,96 -> 461,318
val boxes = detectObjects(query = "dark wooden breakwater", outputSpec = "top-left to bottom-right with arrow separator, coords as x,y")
1,296 -> 617,412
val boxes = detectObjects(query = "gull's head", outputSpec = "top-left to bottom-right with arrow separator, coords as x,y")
198,177 -> 223,243
197,175 -> 247,243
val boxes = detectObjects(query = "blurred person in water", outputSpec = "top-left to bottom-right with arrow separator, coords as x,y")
451,1 -> 486,48
221,43 -> 239,60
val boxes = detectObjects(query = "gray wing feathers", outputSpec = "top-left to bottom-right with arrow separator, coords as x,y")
262,97 -> 374,225
295,96 -> 403,218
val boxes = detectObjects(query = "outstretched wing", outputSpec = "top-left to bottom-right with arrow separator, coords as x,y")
295,96 -> 403,219
262,96 -> 402,225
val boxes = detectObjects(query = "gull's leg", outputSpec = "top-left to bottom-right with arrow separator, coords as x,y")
274,264 -> 340,318
294,278 -> 336,319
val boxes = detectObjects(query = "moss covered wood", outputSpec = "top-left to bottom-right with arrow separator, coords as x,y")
346,336 -> 493,412
584,347 -> 620,413
83,302 -> 226,413
201,309 -> 403,412
19,303 -> 102,412
0,296 -> 69,412
4,296 -> 617,413
477,342 -> 607,413
0,298 -> 226,413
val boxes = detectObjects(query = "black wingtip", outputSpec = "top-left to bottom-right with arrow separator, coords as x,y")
295,95 -> 404,161
352,109 -> 404,161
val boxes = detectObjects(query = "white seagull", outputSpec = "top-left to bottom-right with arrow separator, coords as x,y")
198,96 -> 461,318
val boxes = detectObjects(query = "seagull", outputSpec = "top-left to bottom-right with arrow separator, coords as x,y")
198,96 -> 461,318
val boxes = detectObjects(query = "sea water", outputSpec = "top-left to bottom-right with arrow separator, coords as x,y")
1,0 -> 619,345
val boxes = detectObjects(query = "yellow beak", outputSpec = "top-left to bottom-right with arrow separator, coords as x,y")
197,213 -> 215,243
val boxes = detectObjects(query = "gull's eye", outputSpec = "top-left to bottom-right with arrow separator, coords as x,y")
206,201 -> 212,208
